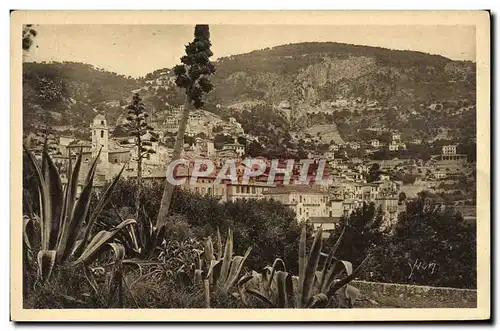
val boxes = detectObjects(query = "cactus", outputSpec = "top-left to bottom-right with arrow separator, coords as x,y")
23,145 -> 134,282
175,228 -> 252,307
246,224 -> 368,308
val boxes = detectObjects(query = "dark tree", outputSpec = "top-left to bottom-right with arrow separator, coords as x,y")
325,202 -> 388,267
368,197 -> 476,288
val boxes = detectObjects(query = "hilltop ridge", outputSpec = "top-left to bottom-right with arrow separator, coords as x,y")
22,42 -> 476,148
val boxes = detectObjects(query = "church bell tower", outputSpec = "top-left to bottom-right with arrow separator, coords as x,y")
90,113 -> 109,169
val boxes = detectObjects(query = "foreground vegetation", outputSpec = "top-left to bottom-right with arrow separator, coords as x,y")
21,24 -> 476,309
22,146 -> 476,308
23,147 -> 369,309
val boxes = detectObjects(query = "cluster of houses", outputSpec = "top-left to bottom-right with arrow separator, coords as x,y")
27,113 -> 247,186
26,106 -> 475,238
338,132 -> 408,152
148,105 -> 244,138
159,158 -> 407,238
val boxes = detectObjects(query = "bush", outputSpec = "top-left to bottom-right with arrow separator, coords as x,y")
327,198 -> 476,289
104,179 -> 308,274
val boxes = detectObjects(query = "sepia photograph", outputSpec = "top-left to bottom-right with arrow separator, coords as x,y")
11,10 -> 490,321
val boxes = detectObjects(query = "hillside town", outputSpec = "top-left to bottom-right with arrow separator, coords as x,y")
19,21 -> 482,313
24,99 -> 477,239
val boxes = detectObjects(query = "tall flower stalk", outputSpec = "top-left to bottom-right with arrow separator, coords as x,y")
156,25 -> 215,229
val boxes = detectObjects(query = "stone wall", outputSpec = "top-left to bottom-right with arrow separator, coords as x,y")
352,280 -> 477,308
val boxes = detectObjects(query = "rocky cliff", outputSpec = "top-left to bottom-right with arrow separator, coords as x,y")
23,42 -> 476,146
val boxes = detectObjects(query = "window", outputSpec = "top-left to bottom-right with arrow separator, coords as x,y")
101,130 -> 104,138
101,120 -> 105,125
299,195 -> 302,203
299,208 -> 302,215
246,186 -> 250,194
114,159 -> 118,164
251,187 -> 256,194
236,186 -> 240,193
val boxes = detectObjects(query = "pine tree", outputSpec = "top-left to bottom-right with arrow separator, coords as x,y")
124,93 -> 157,219
156,25 -> 215,229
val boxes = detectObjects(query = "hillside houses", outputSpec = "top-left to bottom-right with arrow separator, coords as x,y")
25,101 -> 476,232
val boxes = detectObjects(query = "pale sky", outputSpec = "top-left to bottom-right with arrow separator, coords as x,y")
24,24 -> 476,78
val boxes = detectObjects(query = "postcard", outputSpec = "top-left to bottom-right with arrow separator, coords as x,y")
11,10 -> 490,322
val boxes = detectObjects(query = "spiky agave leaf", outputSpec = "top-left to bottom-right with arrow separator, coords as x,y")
216,227 -> 222,261
297,224 -> 307,307
56,162 -> 96,263
72,164 -> 126,260
41,147 -> 64,250
237,274 -> 254,288
319,226 -> 346,291
194,269 -> 204,286
84,148 -> 101,186
206,259 -> 222,287
177,269 -> 193,287
107,243 -> 126,308
204,236 -> 215,264
320,263 -> 337,294
203,279 -> 210,308
23,147 -> 48,246
83,263 -> 101,299
327,256 -> 369,297
246,288 -> 275,308
222,246 -> 252,293
237,274 -> 253,306
56,150 -> 82,251
80,164 -> 126,248
218,228 -> 233,283
301,227 -> 323,308
37,250 -> 56,282
341,284 -> 361,308
321,259 -> 353,294
267,258 -> 287,290
276,271 -> 292,308
23,216 -> 35,250
112,208 -> 140,255
70,219 -> 136,266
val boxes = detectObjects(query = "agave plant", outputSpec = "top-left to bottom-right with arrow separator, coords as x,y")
127,237 -> 204,286
175,228 -> 252,308
23,145 -> 135,282
246,225 -> 367,308
100,206 -> 166,261
242,258 -> 293,308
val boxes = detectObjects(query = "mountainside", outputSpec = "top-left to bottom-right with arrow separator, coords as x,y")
207,42 -> 475,105
23,61 -> 141,138
22,42 -> 476,147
